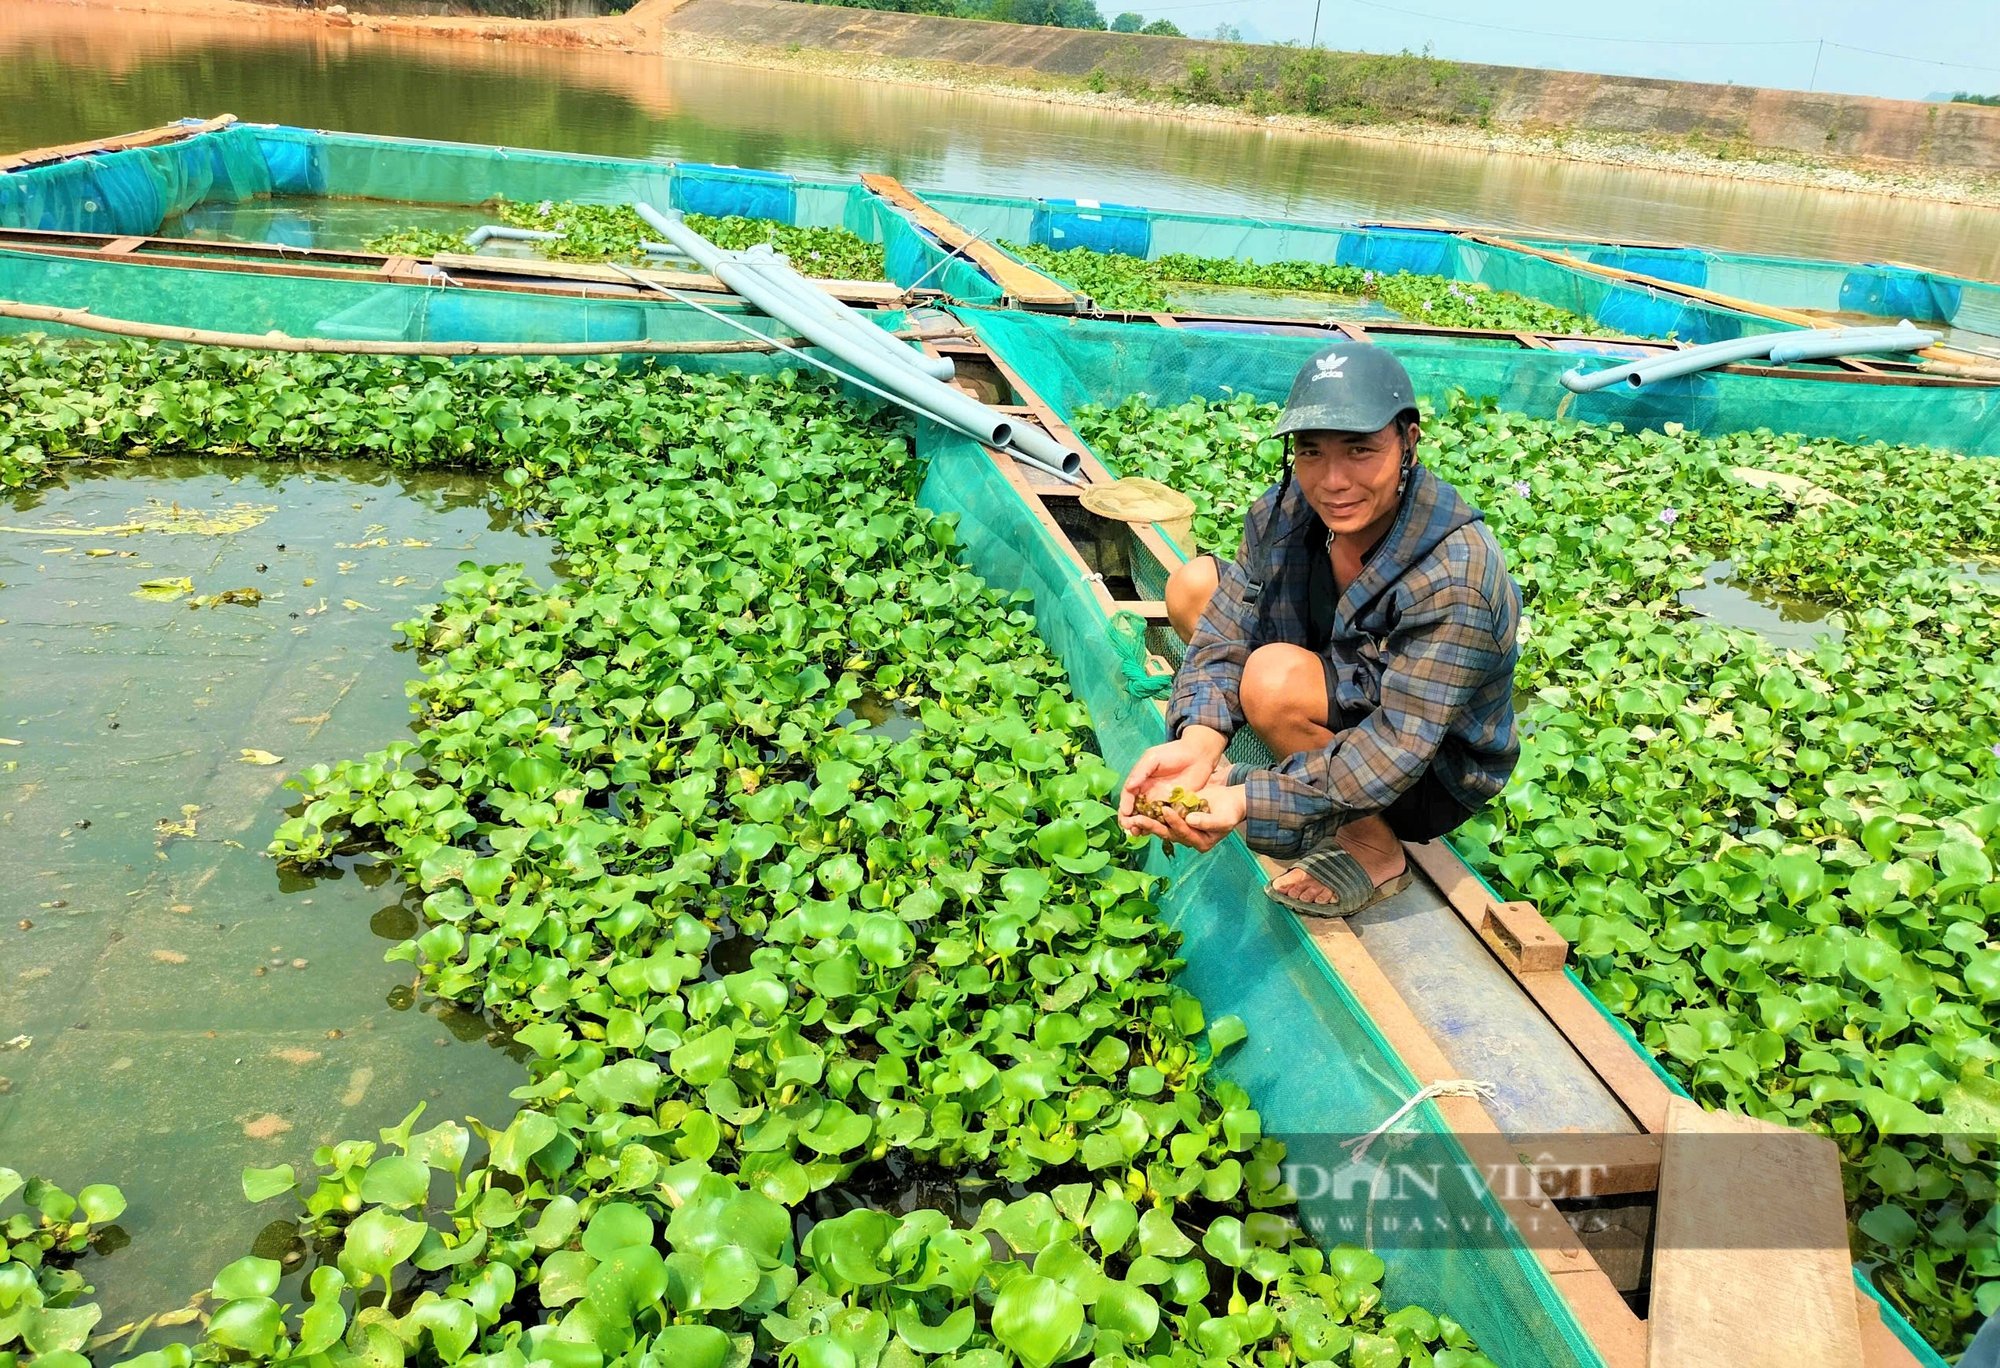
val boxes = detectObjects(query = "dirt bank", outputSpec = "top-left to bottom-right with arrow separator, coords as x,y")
21,0 -> 2000,209
27,0 -> 690,53
658,24 -> 2000,209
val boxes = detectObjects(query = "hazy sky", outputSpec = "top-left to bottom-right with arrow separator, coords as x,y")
1114,0 -> 1999,101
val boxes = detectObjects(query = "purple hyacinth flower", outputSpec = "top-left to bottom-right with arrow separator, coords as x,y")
1513,480 -> 1531,497
1659,507 -> 1680,526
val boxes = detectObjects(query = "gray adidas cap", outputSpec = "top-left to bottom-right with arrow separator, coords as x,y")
1273,344 -> 1418,438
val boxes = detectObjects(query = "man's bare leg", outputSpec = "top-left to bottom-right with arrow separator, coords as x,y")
1240,643 -> 1406,907
1165,555 -> 1220,644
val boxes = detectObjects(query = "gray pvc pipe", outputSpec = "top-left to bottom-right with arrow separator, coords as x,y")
635,204 -> 1016,451
465,225 -> 561,248
640,206 -> 956,384
1766,325 -> 1936,365
735,251 -> 958,383
1561,334 -> 1781,393
636,204 -> 1085,483
1008,421 -> 1085,481
1561,325 -> 1936,393
1621,327 -> 1934,388
736,254 -> 1074,474
736,251 -> 1075,475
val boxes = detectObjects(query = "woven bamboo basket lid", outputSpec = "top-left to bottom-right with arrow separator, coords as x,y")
1079,478 -> 1197,557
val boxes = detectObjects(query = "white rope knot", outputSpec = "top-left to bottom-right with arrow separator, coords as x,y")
1340,1078 -> 1496,1164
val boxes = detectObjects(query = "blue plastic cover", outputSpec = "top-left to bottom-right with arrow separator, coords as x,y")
254,134 -> 325,197
1333,227 -> 1455,276
1590,288 -> 1760,343
1587,247 -> 1709,288
1840,266 -> 1961,324
671,163 -> 797,223
1030,199 -> 1152,257
0,126 -> 277,235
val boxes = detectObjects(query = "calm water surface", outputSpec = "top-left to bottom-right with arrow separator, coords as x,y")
1,5 -> 1994,277
0,460 -> 553,1329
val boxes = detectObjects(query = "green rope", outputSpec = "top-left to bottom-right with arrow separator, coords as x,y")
1109,611 -> 1175,699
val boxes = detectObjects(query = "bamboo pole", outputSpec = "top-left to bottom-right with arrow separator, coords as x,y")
0,299 -> 959,358
0,116 -> 238,174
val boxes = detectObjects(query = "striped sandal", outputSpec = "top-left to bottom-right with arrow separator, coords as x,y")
1266,839 -> 1415,919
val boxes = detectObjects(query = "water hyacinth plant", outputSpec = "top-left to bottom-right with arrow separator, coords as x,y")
1074,390 -> 2000,1355
0,1170 -> 128,1364
362,201 -> 888,282
0,342 -> 1487,1368
999,242 -> 1608,336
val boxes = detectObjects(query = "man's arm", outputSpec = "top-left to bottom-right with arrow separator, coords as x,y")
1231,582 -> 1507,859
1165,488 -> 1282,742
1162,552 -> 1259,743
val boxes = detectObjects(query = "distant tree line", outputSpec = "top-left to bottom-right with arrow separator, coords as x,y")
787,0 -> 1182,34
1949,91 -> 2000,106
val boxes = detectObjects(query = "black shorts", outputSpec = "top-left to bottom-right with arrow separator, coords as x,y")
1319,654 -> 1477,843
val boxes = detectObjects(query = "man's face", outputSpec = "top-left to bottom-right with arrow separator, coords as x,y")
1291,421 -> 1411,537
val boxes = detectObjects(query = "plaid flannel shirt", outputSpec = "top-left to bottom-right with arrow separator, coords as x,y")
1165,465 -> 1521,860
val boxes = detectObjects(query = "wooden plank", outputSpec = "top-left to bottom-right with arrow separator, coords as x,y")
1518,972 -> 1677,1134
1855,1288 -> 1927,1368
1524,1133 -> 1663,1199
1489,899 -> 1569,974
1305,916 -> 1645,1353
0,226 -> 389,268
1468,232 -> 1824,328
0,115 -> 237,173
1135,306 -> 1625,349
429,251 -> 913,306
1648,1097 -> 1862,1368
860,173 -> 1076,308
1403,839 -> 1568,974
1549,1266 -> 1650,1368
1404,840 -> 1677,1131
433,251 -> 724,294
1349,884 -> 1637,1135
98,236 -> 147,256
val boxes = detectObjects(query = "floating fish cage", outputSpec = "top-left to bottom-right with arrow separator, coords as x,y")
1,119 -> 1985,1368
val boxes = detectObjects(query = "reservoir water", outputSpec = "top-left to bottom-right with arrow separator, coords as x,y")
2,4 -> 1995,278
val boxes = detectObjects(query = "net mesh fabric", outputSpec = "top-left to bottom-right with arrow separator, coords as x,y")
0,135 -> 1962,1364
0,125 -> 1002,304
919,187 -> 1790,343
